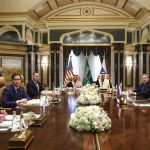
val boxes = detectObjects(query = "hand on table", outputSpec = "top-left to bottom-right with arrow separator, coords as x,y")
17,98 -> 27,106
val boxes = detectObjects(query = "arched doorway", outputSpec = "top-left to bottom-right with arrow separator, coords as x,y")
59,29 -> 114,86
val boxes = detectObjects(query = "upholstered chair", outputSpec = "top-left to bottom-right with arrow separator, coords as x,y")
0,77 -> 6,103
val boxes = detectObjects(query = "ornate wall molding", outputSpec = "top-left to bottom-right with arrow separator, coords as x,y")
60,29 -> 114,44
0,25 -> 22,41
42,2 -> 133,20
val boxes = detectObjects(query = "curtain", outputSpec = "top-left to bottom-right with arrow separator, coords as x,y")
68,50 -> 101,82
88,52 -> 101,81
68,50 -> 86,81
63,46 -> 111,82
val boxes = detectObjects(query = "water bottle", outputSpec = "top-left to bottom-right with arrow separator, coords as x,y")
19,111 -> 24,131
40,95 -> 46,114
11,111 -> 18,132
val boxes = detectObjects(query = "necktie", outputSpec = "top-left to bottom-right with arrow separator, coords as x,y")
16,88 -> 20,99
141,85 -> 145,92
35,82 -> 39,91
16,88 -> 18,94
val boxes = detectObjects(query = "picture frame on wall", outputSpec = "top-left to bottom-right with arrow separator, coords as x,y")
1,56 -> 24,85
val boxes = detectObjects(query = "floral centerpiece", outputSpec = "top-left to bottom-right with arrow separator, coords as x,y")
41,89 -> 61,104
69,106 -> 111,132
77,84 -> 101,105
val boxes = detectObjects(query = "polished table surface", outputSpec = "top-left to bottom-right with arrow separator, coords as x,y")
0,93 -> 150,150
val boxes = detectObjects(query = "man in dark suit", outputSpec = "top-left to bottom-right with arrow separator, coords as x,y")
65,76 -> 74,88
26,72 -> 45,98
2,73 -> 31,108
135,74 -> 150,98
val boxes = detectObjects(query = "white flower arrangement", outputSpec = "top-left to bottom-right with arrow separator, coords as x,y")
69,106 -> 111,132
77,84 -> 101,105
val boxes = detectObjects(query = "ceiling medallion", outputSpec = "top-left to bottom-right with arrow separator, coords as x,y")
81,7 -> 93,16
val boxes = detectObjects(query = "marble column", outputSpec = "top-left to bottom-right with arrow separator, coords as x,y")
33,45 -> 39,72
59,44 -> 63,86
119,44 -> 124,85
114,44 -> 119,87
135,44 -> 140,88
27,45 -> 33,81
113,43 -> 124,88
111,45 -> 115,86
50,43 -> 60,89
142,44 -> 147,74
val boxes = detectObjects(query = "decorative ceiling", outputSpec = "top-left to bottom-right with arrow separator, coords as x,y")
30,0 -> 145,19
0,0 -> 149,28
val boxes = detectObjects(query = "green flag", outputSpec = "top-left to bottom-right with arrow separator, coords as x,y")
83,58 -> 93,85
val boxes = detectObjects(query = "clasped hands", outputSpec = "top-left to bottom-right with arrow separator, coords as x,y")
17,98 -> 27,106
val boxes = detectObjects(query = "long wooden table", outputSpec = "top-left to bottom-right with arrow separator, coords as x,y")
0,93 -> 150,150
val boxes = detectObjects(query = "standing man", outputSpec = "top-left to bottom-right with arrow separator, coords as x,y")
26,72 -> 45,98
2,73 -> 30,108
135,74 -> 150,98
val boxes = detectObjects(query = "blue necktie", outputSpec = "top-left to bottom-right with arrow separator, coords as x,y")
141,85 -> 144,92
16,88 -> 20,99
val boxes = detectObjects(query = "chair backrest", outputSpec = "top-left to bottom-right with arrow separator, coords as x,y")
20,75 -> 25,87
0,77 -> 6,102
20,75 -> 27,92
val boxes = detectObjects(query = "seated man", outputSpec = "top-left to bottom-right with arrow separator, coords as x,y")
2,73 -> 31,108
26,72 -> 45,98
105,74 -> 112,88
134,74 -> 150,98
99,74 -> 111,88
74,75 -> 82,88
66,76 -> 74,88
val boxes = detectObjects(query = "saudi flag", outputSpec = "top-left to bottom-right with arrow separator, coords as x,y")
83,58 -> 93,85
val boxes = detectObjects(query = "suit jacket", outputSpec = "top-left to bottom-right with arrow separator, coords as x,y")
136,82 -> 150,98
96,80 -> 100,87
26,80 -> 45,98
99,79 -> 112,88
66,82 -> 74,88
2,84 -> 31,108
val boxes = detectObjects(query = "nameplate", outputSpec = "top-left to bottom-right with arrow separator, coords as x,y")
8,130 -> 33,149
99,88 -> 108,93
33,114 -> 46,126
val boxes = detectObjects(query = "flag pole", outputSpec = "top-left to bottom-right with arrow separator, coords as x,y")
64,55 -> 73,84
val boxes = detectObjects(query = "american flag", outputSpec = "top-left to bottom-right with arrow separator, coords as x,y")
64,56 -> 73,84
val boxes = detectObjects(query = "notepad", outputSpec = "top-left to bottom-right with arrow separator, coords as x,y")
134,100 -> 150,107
25,99 -> 40,106
0,128 -> 9,133
0,121 -> 12,128
5,115 -> 20,121
4,115 -> 13,121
